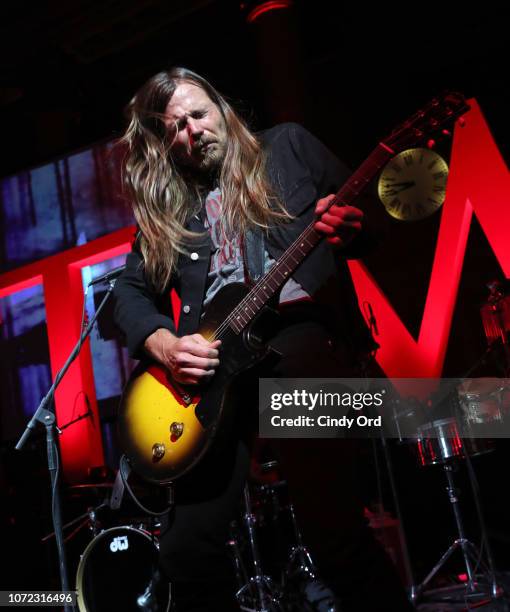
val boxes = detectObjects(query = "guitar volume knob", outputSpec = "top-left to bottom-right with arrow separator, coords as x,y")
152,443 -> 166,460
170,422 -> 184,439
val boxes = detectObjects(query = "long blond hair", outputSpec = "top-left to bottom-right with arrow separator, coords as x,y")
120,67 -> 288,293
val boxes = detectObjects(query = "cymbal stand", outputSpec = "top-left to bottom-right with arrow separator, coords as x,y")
281,500 -> 315,579
281,501 -> 339,611
41,502 -> 107,544
227,523 -> 252,604
230,484 -> 283,612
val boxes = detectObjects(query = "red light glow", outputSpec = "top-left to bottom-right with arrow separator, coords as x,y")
246,1 -> 292,24
0,227 -> 135,482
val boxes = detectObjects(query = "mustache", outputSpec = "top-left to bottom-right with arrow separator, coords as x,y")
192,139 -> 215,152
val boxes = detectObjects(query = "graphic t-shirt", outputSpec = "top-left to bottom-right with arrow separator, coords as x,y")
202,188 -> 309,308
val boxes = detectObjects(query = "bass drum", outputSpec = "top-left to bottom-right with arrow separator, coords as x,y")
76,526 -> 160,612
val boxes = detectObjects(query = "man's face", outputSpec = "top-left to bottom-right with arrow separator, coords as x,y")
164,82 -> 227,172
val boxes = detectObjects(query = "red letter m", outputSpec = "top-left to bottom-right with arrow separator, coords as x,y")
349,99 -> 510,377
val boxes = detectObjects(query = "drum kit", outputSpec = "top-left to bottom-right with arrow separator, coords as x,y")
47,460 -> 337,612
224,377 -> 510,611
40,375 -> 509,612
38,373 -> 509,612
43,480 -> 168,612
227,461 -> 339,612
413,377 -> 509,468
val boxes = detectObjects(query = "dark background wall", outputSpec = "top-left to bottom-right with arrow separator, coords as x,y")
0,1 -> 507,174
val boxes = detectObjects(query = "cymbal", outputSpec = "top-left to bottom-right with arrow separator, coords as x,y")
67,481 -> 154,496
68,483 -> 114,493
458,377 -> 509,394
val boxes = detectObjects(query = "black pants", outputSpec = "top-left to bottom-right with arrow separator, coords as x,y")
159,437 -> 249,611
159,319 -> 412,611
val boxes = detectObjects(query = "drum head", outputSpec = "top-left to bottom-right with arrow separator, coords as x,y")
77,526 -> 158,612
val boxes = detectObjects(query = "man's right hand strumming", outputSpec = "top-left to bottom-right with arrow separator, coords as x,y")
144,328 -> 221,385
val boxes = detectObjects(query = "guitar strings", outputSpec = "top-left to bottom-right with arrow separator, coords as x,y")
210,219 -> 319,341
209,183 -> 365,340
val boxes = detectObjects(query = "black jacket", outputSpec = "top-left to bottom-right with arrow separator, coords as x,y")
113,123 -> 376,359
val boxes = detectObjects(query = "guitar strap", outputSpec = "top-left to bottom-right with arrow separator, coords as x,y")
244,227 -> 265,284
110,455 -> 174,517
109,460 -> 127,510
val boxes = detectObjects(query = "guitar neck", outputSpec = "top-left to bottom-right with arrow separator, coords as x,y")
222,142 -> 395,336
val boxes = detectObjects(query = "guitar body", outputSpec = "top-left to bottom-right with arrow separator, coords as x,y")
118,282 -> 278,485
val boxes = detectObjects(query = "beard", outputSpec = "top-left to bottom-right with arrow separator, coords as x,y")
195,140 -> 226,173
171,136 -> 227,186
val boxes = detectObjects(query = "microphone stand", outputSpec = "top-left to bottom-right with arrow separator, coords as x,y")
15,276 -> 119,612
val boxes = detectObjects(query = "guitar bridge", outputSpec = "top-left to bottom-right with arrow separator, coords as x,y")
172,380 -> 192,405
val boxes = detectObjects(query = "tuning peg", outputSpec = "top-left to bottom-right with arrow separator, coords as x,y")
458,117 -> 466,127
442,129 -> 451,137
427,139 -> 436,149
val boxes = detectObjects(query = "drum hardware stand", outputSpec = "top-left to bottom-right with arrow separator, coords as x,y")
414,383 -> 501,602
360,348 -> 420,606
229,468 -> 339,612
41,502 -> 108,545
455,362 -> 505,604
227,523 -> 253,605
230,484 -> 283,612
280,502 -> 339,611
15,272 -> 120,612
462,451 -> 502,601
371,393 -> 420,605
453,384 -> 503,603
365,374 -> 499,606
414,460 -> 500,602
282,502 -> 316,580
454,368 -> 504,599
373,430 -> 420,606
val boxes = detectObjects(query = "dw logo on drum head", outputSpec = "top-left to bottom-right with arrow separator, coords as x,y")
109,535 -> 129,552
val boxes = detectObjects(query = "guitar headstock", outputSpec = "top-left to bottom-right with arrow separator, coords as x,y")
384,92 -> 470,153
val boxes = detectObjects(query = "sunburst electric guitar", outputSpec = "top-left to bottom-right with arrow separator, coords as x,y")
118,92 -> 469,484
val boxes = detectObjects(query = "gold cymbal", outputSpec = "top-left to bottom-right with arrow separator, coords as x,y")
68,483 -> 113,493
